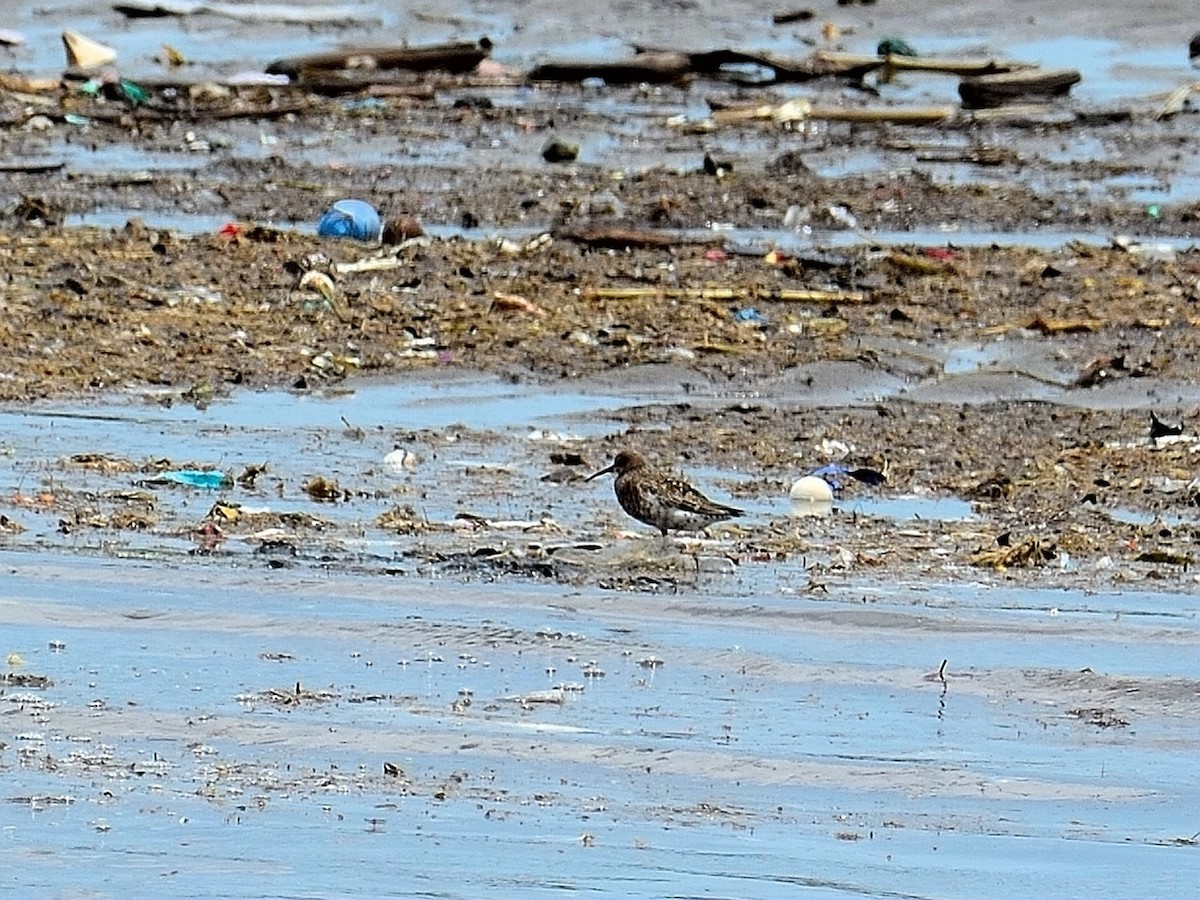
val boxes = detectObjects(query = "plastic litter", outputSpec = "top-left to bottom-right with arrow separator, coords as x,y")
162,470 -> 229,489
877,38 -> 919,58
316,199 -> 383,242
80,77 -> 148,105
734,308 -> 767,325
62,30 -> 117,69
788,475 -> 833,518
808,463 -> 888,490
790,474 -> 835,503
827,205 -> 859,229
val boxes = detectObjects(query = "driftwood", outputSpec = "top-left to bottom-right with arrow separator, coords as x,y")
821,51 -> 1034,77
113,1 -> 373,25
265,40 -> 491,80
526,45 -> 1036,87
638,48 -> 1032,84
279,74 -> 437,98
0,160 -> 66,174
959,68 -> 1081,109
768,52 -> 882,82
711,98 -> 953,126
772,9 -> 815,25
636,47 -> 883,83
51,101 -> 309,124
527,52 -> 691,84
809,105 -> 954,125
882,55 -> 1035,76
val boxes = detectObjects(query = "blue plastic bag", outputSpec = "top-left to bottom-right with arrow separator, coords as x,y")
162,470 -> 229,490
316,199 -> 383,241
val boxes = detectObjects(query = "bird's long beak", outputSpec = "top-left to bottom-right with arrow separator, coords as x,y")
585,462 -> 615,482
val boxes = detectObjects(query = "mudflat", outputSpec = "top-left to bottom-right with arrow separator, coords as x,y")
1,2 -> 1198,897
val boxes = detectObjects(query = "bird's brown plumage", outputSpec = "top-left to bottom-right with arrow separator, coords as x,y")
587,449 -> 742,536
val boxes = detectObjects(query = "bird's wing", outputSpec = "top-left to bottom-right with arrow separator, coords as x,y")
660,476 -> 742,517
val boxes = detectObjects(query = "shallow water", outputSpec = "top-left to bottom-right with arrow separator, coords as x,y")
1,381 -> 1198,899
2,553 -> 1196,898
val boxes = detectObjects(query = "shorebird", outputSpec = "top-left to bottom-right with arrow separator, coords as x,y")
586,449 -> 742,538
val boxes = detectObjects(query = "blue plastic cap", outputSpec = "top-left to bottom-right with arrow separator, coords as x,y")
316,199 -> 383,241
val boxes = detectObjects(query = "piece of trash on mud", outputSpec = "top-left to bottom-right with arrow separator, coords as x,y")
887,251 -> 953,275
877,38 -> 919,58
507,688 -> 566,705
1110,234 -> 1177,263
3,671 -> 53,689
1149,412 -> 1184,441
805,316 -> 849,336
703,153 -> 733,177
158,469 -> 230,490
809,463 -> 886,488
789,474 -> 834,518
250,682 -> 338,707
491,292 -> 547,317
62,31 -> 117,69
383,447 -> 420,473
1135,549 -> 1194,566
542,137 -> 580,163
299,270 -> 336,302
1072,354 -> 1127,388
331,252 -> 419,276
310,351 -> 360,375
157,43 -> 185,67
772,9 -> 815,25
80,76 -> 148,106
316,199 -> 383,242
970,533 -> 1057,569
826,205 -> 858,229
496,233 -> 553,256
0,513 -> 26,535
734,307 -> 767,326
1066,707 -> 1129,728
13,195 -> 62,227
303,476 -> 342,502
236,464 -> 267,488
207,502 -> 241,523
1025,315 -> 1103,335
1156,82 -> 1199,120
